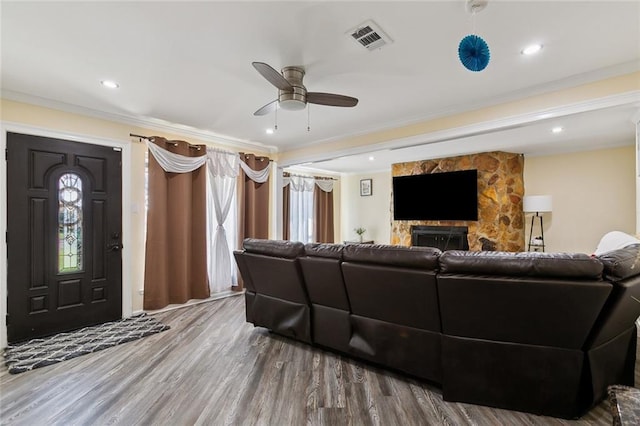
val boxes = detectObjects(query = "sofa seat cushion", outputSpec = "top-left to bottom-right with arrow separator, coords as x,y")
343,244 -> 441,270
439,250 -> 603,279
243,238 -> 304,258
304,242 -> 345,259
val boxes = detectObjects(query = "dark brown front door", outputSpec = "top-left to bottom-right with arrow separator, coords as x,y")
7,132 -> 122,343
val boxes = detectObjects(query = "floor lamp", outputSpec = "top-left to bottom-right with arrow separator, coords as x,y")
523,195 -> 552,252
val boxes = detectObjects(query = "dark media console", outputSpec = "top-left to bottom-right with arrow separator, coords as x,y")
411,225 -> 469,250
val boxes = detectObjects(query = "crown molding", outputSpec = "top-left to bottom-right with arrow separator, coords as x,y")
1,90 -> 279,154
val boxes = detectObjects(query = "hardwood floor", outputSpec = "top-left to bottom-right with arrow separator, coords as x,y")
0,295 -> 624,425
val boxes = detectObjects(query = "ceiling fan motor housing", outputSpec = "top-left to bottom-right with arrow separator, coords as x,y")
279,66 -> 307,110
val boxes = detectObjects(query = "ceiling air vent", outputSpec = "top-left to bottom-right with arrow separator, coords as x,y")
348,20 -> 393,51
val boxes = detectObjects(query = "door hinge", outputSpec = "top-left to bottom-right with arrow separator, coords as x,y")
5,148 -> 7,161
5,314 -> 9,326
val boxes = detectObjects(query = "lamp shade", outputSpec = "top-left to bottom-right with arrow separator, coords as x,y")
523,195 -> 552,213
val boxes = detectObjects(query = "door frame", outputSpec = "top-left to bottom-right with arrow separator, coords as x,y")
0,122 -> 133,347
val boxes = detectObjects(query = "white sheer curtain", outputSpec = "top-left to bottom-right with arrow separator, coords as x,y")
206,148 -> 239,293
288,176 -> 315,243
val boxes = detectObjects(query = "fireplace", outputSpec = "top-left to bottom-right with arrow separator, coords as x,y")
411,226 -> 469,251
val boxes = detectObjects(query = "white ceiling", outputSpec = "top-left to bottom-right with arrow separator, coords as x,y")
2,1 -> 639,174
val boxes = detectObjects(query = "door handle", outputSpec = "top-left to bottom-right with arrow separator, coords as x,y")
107,242 -> 123,252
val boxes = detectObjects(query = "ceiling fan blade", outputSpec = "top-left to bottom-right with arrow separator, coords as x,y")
253,99 -> 278,116
252,62 -> 293,91
307,92 -> 359,107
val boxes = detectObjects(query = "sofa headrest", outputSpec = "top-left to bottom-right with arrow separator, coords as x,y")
242,238 -> 304,258
597,244 -> 640,281
304,243 -> 345,259
439,250 -> 603,279
343,244 -> 441,270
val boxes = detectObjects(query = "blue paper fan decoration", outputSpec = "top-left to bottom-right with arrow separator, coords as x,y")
458,34 -> 490,72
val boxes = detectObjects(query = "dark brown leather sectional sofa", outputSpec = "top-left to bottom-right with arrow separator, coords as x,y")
234,239 -> 640,419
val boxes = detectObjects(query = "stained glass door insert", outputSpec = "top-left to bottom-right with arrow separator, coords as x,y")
58,173 -> 83,272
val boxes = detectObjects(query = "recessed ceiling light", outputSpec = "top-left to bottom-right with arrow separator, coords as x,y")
521,44 -> 543,56
551,126 -> 563,134
368,156 -> 375,161
100,80 -> 119,89
265,128 -> 274,135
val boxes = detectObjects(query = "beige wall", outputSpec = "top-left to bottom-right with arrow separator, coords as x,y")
524,145 -> 636,253
341,171 -> 392,244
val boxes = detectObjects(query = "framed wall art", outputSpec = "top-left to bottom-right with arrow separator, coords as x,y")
360,178 -> 372,196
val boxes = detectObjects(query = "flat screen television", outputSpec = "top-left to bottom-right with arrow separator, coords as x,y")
393,169 -> 478,221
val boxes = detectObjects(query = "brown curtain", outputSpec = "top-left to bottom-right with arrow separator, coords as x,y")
283,179 -> 290,240
143,137 -> 209,310
314,184 -> 334,243
235,153 -> 270,290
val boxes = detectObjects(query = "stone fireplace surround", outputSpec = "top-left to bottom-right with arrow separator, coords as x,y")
391,151 -> 525,252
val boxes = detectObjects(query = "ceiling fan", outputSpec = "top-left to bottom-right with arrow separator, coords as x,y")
252,62 -> 358,116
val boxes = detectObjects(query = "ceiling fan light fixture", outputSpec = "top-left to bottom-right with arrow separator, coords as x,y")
279,99 -> 306,111
252,61 -> 359,117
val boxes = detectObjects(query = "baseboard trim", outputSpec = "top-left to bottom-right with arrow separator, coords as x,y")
143,290 -> 245,315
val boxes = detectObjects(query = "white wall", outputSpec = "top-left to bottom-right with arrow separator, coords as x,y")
524,145 -> 636,253
340,171 -> 392,244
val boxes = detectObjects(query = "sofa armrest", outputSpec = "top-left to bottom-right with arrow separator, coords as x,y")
598,244 -> 640,281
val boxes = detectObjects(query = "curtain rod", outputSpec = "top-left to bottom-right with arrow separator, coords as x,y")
239,152 -> 273,163
131,134 -> 274,160
129,133 -> 201,150
130,133 -> 152,141
284,172 -> 338,181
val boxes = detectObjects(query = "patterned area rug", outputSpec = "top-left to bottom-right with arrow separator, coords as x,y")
3,314 -> 170,374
